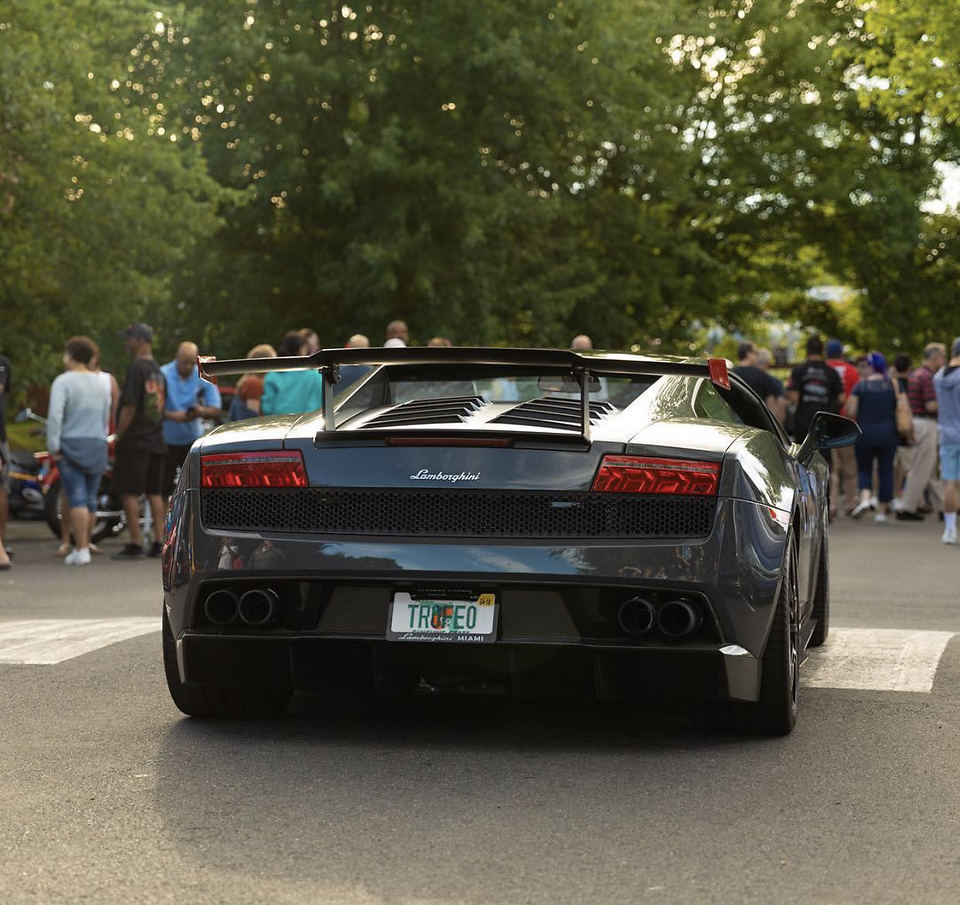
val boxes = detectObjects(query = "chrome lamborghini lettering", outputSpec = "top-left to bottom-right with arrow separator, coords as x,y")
409,469 -> 481,483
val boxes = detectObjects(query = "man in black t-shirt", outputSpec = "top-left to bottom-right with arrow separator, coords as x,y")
112,324 -> 168,560
0,354 -> 11,569
787,335 -> 845,442
732,341 -> 782,412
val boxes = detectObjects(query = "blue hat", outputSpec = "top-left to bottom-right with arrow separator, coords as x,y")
826,339 -> 843,358
868,351 -> 887,374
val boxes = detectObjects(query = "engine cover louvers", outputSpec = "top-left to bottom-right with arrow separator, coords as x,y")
492,397 -> 618,430
359,395 -> 486,429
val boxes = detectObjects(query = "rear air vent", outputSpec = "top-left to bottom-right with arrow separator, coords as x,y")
360,396 -> 485,429
492,397 -> 618,430
201,488 -> 717,539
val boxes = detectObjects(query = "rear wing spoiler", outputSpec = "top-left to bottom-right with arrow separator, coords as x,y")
199,347 -> 732,437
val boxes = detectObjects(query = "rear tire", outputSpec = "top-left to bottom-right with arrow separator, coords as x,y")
724,544 -> 799,736
162,608 -> 291,718
809,537 -> 830,648
44,479 -> 65,541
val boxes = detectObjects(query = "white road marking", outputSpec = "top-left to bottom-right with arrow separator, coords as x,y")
0,619 -> 158,665
803,628 -> 956,693
0,621 -> 954,691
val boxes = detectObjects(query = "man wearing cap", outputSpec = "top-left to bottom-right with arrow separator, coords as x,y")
161,341 -> 221,499
112,323 -> 168,559
826,339 -> 860,516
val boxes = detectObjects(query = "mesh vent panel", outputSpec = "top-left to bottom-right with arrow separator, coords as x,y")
201,488 -> 716,539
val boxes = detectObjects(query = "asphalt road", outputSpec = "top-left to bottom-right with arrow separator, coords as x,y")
1,516 -> 958,905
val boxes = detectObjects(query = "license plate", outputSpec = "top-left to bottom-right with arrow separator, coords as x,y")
387,592 -> 498,644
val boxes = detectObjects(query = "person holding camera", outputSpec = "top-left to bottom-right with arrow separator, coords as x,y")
161,341 -> 221,499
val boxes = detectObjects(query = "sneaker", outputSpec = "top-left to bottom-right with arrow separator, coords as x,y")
111,543 -> 145,560
146,541 -> 163,558
895,510 -> 925,522
874,512 -> 887,523
943,527 -> 958,545
891,498 -> 904,512
65,548 -> 92,566
850,499 -> 874,519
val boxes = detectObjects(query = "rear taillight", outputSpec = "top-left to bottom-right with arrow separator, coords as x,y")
201,451 -> 308,488
592,456 -> 720,495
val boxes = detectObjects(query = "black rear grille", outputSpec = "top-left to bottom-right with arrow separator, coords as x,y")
201,488 -> 716,539
493,397 -> 617,429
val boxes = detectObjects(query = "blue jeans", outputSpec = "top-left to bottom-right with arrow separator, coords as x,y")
59,457 -> 102,512
855,439 -> 896,503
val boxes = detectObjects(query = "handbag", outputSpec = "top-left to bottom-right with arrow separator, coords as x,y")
894,382 -> 914,443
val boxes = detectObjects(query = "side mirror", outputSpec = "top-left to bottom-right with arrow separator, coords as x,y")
796,411 -> 861,464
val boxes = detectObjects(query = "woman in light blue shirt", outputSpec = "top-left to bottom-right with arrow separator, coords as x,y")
47,337 -> 110,565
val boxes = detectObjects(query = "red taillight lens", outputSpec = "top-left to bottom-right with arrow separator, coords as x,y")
201,451 -> 308,488
592,456 -> 720,495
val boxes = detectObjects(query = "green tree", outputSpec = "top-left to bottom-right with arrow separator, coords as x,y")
863,1 -> 960,125
0,0 -> 226,384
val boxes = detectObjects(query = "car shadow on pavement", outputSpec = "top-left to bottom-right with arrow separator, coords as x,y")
152,698 -> 782,903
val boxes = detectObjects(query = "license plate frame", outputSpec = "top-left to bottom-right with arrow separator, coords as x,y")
387,591 -> 498,644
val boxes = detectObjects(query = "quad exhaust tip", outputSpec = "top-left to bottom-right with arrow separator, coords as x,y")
656,598 -> 701,640
617,597 -> 657,636
238,588 -> 279,626
204,589 -> 238,626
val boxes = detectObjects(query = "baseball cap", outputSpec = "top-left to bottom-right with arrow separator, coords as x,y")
119,323 -> 154,342
826,339 -> 843,358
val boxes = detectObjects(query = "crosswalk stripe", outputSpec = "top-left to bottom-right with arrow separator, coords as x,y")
0,619 -> 159,665
802,628 -> 956,692
0,621 -> 955,689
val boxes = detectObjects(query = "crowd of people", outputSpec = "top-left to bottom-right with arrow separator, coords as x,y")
733,335 -> 960,544
0,319 -> 441,568
1,324 -> 958,569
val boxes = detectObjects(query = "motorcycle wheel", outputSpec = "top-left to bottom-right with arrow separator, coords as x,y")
44,477 -> 125,545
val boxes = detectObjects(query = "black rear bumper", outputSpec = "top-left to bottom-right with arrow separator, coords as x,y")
177,634 -> 738,703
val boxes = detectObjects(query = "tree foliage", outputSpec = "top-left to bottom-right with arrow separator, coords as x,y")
3,0 -> 960,395
863,0 -> 960,125
0,0 -> 227,377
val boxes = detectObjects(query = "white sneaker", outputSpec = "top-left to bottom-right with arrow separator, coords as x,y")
874,512 -> 887,523
64,548 -> 92,566
942,527 -> 958,545
850,499 -> 873,519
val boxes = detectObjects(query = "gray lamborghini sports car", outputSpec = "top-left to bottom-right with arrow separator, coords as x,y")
161,347 -> 859,734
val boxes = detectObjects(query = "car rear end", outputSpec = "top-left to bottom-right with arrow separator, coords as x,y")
162,352 -> 789,712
